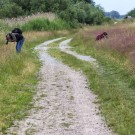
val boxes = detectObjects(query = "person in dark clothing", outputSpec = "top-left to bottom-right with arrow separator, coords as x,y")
6,28 -> 24,52
11,28 -> 22,34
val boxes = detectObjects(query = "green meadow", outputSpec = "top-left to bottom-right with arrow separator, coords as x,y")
0,15 -> 135,135
48,23 -> 135,135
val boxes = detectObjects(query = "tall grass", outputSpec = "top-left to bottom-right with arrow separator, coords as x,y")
21,18 -> 72,31
3,12 -> 56,27
48,38 -> 135,135
0,20 -> 10,32
0,12 -> 75,134
46,23 -> 135,134
0,30 -> 71,134
68,25 -> 135,135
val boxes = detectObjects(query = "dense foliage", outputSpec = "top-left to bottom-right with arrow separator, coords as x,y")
21,18 -> 72,31
105,11 -> 121,19
127,8 -> 135,17
0,0 -> 106,25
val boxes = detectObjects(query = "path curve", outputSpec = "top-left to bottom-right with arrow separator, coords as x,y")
6,38 -> 114,135
59,39 -> 96,63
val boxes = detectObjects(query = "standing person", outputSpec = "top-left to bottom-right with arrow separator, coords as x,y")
6,28 -> 24,53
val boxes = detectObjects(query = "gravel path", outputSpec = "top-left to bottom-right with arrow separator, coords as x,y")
59,38 -> 96,63
6,38 -> 114,135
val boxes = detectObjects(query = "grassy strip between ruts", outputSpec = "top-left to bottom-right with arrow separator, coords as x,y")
0,31 -> 71,134
48,38 -> 135,135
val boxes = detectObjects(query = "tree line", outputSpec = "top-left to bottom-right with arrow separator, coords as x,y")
0,0 -> 107,25
127,8 -> 135,18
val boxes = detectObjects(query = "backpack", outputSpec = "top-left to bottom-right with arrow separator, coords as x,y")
11,28 -> 22,34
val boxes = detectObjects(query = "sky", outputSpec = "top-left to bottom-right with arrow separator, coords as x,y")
93,0 -> 135,15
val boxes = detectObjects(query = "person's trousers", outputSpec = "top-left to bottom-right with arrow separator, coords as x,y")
16,38 -> 25,52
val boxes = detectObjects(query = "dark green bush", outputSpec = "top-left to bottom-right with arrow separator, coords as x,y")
59,2 -> 104,25
0,3 -> 24,18
21,18 -> 72,31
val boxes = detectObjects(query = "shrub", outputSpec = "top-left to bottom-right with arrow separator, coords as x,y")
59,2 -> 105,25
0,3 -> 24,18
21,18 -> 72,31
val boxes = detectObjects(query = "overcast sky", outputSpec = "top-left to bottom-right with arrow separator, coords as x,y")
94,0 -> 135,15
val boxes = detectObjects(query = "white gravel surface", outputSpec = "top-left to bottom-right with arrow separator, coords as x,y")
59,39 -> 97,63
6,38 -> 115,135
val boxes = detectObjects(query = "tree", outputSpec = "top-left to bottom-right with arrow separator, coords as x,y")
73,0 -> 94,4
30,0 -> 46,13
11,0 -> 31,13
0,0 -> 9,8
127,8 -> 135,17
0,3 -> 24,18
105,10 -> 120,19
59,1 -> 104,25
0,0 -> 105,25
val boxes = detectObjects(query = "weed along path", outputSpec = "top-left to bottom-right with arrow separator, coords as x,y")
6,38 -> 114,135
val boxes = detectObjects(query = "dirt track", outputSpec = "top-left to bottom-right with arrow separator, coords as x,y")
6,38 -> 114,135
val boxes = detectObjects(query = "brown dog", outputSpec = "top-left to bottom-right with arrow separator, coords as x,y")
96,32 -> 108,41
